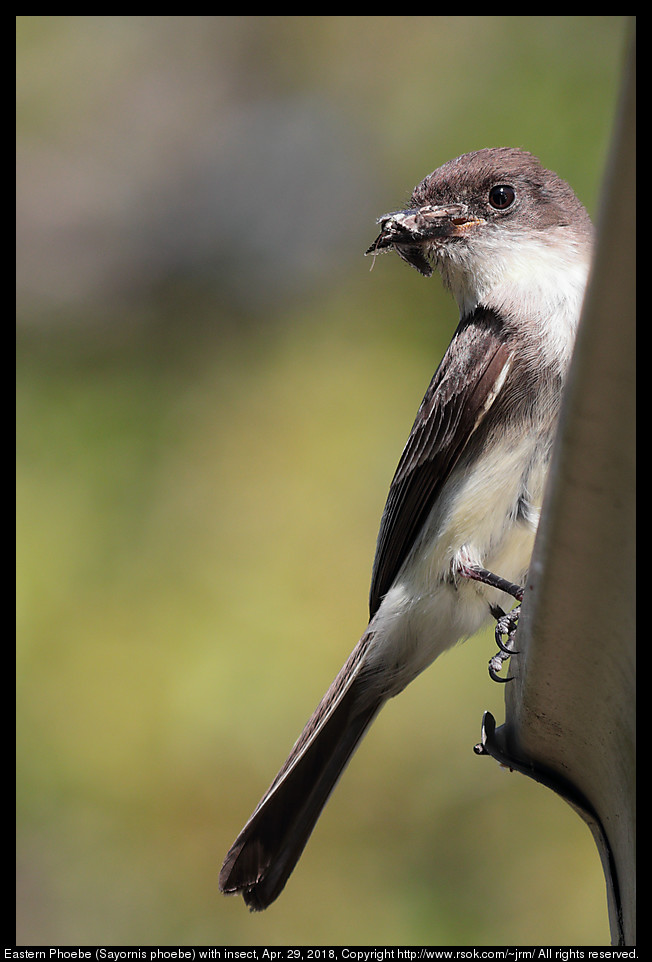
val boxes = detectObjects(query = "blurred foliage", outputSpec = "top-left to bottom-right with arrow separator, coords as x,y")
17,16 -> 628,946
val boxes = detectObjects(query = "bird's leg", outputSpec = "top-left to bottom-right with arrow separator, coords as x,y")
460,562 -> 524,602
459,562 -> 524,683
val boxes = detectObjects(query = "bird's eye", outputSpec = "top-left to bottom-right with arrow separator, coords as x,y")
489,185 -> 516,210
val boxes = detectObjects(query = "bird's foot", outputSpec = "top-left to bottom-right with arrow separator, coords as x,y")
488,603 -> 521,683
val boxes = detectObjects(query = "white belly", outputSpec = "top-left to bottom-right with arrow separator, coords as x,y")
365,429 -> 549,696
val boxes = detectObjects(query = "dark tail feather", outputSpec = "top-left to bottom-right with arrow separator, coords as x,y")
219,639 -> 382,910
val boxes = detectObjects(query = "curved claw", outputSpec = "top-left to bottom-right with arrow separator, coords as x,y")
488,599 -> 522,683
488,649 -> 514,683
489,664 -> 513,684
495,629 -> 520,656
494,602 -> 521,654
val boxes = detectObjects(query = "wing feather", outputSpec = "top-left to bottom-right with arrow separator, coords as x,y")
369,306 -> 514,616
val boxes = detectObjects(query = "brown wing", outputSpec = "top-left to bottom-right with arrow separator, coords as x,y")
369,306 -> 514,617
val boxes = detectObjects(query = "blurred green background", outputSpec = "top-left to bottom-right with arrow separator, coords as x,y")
17,16 -> 629,946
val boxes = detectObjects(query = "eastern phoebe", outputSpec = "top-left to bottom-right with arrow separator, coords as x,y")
219,147 -> 593,910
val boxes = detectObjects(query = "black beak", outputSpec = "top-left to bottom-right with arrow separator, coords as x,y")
365,203 -> 478,277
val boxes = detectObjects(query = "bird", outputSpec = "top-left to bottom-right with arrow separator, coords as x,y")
219,147 -> 594,911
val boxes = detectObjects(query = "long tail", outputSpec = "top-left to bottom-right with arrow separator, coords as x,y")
219,631 -> 383,910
